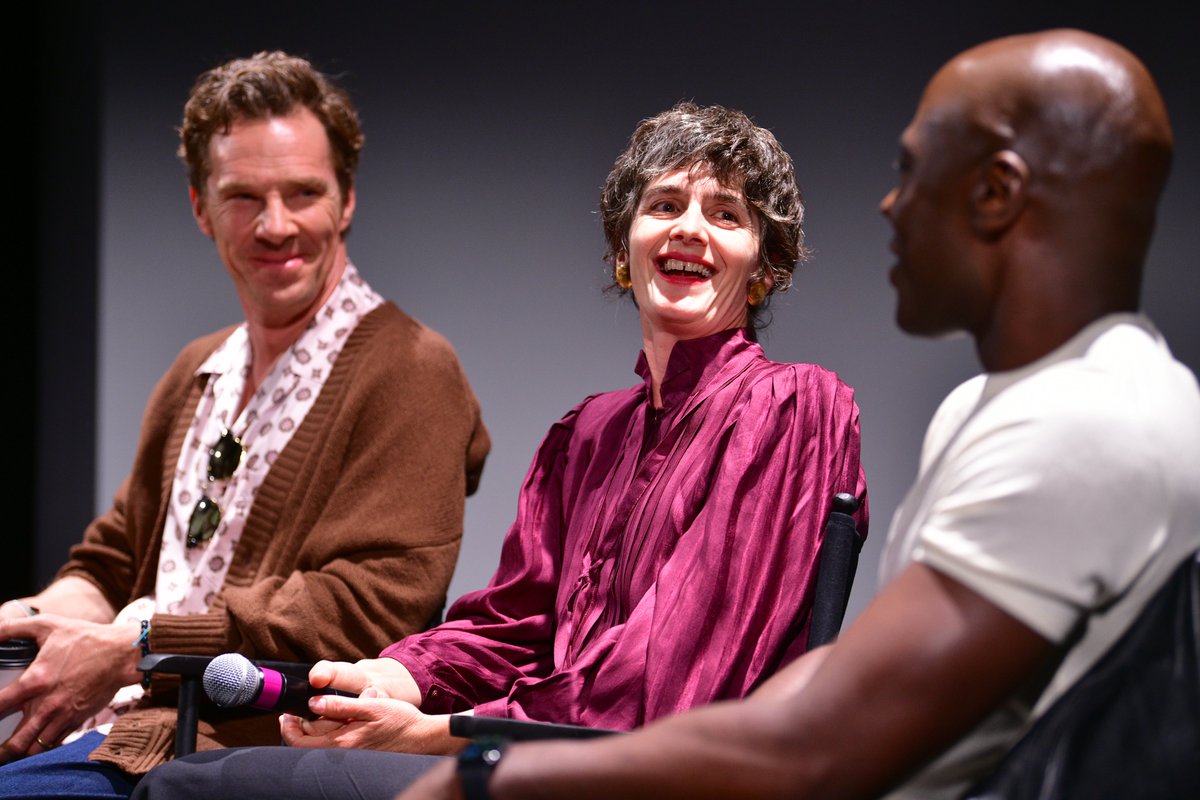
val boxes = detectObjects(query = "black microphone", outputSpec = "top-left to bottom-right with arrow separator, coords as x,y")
202,653 -> 355,714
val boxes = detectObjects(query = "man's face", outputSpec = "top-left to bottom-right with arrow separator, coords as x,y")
191,107 -> 355,330
879,77 -> 990,339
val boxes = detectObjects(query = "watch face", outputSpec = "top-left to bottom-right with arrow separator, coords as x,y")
480,743 -> 504,766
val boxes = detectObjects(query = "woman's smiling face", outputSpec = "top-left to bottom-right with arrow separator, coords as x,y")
626,166 -> 765,341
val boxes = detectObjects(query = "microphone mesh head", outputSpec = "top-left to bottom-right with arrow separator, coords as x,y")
203,652 -> 261,707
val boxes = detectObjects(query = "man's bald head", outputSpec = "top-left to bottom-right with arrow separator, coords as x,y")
923,28 -> 1173,203
883,29 -> 1175,369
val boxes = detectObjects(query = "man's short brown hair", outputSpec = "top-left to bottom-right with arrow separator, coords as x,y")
179,51 -> 363,199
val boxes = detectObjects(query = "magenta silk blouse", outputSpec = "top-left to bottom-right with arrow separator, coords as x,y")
382,328 -> 867,729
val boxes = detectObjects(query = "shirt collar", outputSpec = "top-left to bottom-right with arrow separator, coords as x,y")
194,262 -> 372,379
635,327 -> 761,411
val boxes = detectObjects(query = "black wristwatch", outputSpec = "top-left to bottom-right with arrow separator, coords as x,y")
457,736 -> 506,800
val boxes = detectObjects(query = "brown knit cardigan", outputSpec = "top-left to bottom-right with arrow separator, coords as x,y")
56,302 -> 490,773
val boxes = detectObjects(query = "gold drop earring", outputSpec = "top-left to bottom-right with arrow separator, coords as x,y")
747,280 -> 768,306
615,260 -> 632,289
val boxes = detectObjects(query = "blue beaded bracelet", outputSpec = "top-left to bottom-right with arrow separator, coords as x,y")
132,620 -> 152,689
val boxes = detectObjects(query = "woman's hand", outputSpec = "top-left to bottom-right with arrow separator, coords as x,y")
307,657 -> 422,705
279,687 -> 458,754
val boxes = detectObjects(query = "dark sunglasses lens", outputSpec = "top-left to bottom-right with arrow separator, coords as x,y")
187,495 -> 222,547
208,429 -> 244,481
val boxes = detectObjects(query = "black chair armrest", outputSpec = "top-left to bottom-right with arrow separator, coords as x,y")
449,714 -> 623,741
137,653 -> 216,677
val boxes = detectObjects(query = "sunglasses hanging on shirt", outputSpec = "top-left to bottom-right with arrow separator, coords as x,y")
186,427 -> 245,548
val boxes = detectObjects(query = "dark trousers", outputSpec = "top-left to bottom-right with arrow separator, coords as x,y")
131,746 -> 446,800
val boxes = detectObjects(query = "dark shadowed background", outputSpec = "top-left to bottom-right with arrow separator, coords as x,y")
20,1 -> 1199,629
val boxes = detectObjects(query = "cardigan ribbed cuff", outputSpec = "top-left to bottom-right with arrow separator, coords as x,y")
88,707 -> 176,775
148,611 -> 230,655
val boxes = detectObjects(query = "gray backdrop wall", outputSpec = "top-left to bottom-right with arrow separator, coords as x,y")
33,1 -> 1199,629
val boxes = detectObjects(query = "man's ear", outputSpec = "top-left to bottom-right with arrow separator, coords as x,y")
972,150 -> 1028,240
190,185 -> 213,238
338,185 -> 356,236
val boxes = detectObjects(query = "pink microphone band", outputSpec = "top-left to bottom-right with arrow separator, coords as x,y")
252,668 -> 285,710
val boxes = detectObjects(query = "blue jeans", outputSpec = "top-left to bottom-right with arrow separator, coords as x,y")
0,732 -> 139,799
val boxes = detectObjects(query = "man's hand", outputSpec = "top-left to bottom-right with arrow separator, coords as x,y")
0,614 -> 141,763
279,687 -> 457,754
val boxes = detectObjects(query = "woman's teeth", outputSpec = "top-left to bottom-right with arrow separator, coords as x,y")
660,259 -> 713,278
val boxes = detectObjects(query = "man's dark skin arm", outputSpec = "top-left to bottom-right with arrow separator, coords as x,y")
401,563 -> 1052,799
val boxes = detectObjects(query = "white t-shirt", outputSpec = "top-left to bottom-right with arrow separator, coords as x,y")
881,314 -> 1200,799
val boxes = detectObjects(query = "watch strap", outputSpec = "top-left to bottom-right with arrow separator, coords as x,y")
457,736 -> 506,800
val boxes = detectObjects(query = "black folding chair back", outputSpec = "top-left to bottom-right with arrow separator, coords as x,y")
807,492 -> 864,649
963,550 -> 1200,800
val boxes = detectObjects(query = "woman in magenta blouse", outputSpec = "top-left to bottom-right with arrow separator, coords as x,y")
132,102 -> 867,800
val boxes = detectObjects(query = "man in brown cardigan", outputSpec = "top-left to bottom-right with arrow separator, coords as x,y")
0,51 -> 489,796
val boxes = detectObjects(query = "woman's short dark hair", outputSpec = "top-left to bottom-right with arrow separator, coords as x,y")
600,102 -> 807,323
178,51 -> 363,200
